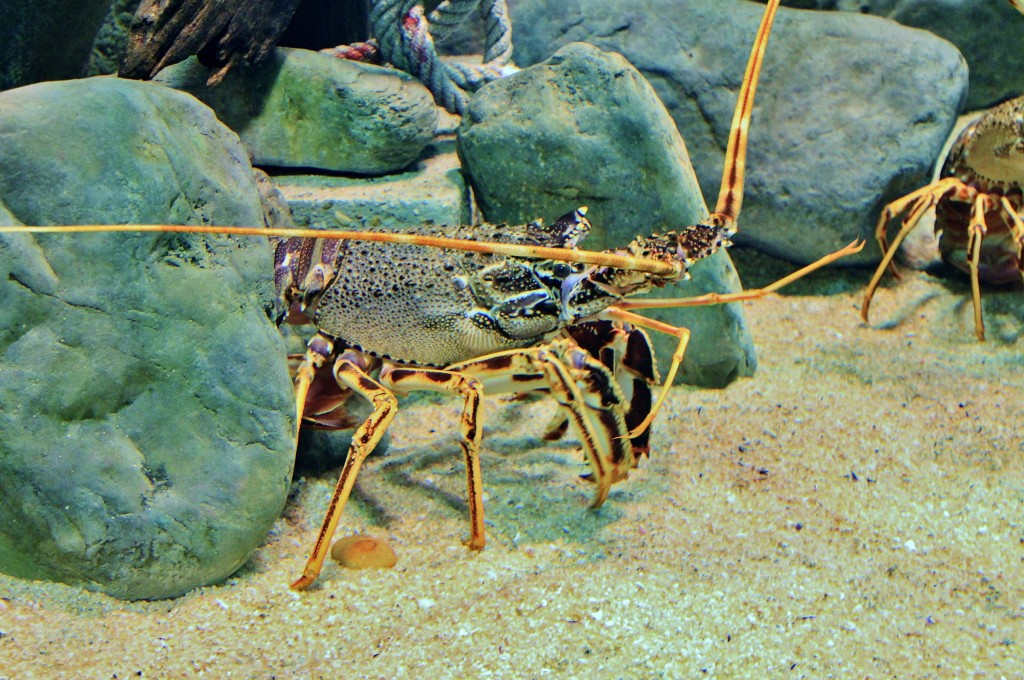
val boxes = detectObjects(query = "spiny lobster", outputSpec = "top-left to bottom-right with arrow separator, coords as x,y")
862,0 -> 1024,341
2,0 -> 861,590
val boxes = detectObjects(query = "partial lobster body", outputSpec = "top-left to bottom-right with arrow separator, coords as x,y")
273,207 -> 726,366
276,206 -> 728,589
935,97 -> 1024,285
935,188 -> 1022,285
862,94 -> 1024,340
277,209 -> 603,366
861,0 -> 1024,339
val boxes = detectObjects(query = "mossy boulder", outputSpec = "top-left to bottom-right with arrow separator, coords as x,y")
0,76 -> 295,599
156,47 -> 439,174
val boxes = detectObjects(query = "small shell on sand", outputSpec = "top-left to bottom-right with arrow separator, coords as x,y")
330,534 -> 398,569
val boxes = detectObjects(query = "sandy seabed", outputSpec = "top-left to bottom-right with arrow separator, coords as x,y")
1,260 -> 1022,679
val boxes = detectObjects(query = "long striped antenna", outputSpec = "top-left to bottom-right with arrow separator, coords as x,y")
713,0 -> 779,224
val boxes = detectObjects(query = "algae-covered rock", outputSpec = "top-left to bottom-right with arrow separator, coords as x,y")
0,76 -> 295,599
155,47 -> 439,175
459,42 -> 756,388
276,140 -> 470,233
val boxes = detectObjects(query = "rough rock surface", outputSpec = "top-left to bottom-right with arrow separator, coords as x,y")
459,42 -> 756,388
276,139 -> 470,233
0,77 -> 295,600
155,47 -> 439,175
509,0 -> 968,266
779,0 -> 1024,109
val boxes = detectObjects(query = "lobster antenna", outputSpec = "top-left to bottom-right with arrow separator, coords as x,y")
0,223 -> 680,276
713,0 -> 780,223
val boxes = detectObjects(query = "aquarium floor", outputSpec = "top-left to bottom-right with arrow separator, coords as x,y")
1,269 -> 1022,678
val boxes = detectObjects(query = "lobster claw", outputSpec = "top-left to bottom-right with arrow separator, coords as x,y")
557,320 -> 660,460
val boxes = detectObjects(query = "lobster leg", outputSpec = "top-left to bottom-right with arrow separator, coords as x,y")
602,309 -> 690,439
292,335 -> 336,437
966,193 -> 992,341
999,195 -> 1024,274
293,337 -> 640,589
291,350 -> 398,590
292,358 -> 487,589
447,342 -> 635,508
860,177 -> 968,327
559,321 -> 661,458
536,345 -> 633,507
860,191 -> 937,323
293,357 -> 318,439
872,178 -> 961,278
380,365 -> 486,549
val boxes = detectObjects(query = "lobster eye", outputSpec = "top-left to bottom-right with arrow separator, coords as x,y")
552,263 -> 572,277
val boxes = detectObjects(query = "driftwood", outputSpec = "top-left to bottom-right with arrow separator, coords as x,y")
119,0 -> 304,84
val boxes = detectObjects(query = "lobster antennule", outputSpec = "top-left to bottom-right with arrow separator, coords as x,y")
713,0 -> 780,224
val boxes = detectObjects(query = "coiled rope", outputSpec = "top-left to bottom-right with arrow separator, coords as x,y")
321,0 -> 516,115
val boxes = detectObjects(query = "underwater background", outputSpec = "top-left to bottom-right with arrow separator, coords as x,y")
1,0 -> 1022,676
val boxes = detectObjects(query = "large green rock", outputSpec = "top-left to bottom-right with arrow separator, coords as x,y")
458,42 -> 756,388
155,47 -> 439,175
0,77 -> 295,599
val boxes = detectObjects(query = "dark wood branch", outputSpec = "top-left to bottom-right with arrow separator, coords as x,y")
119,0 -> 303,84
